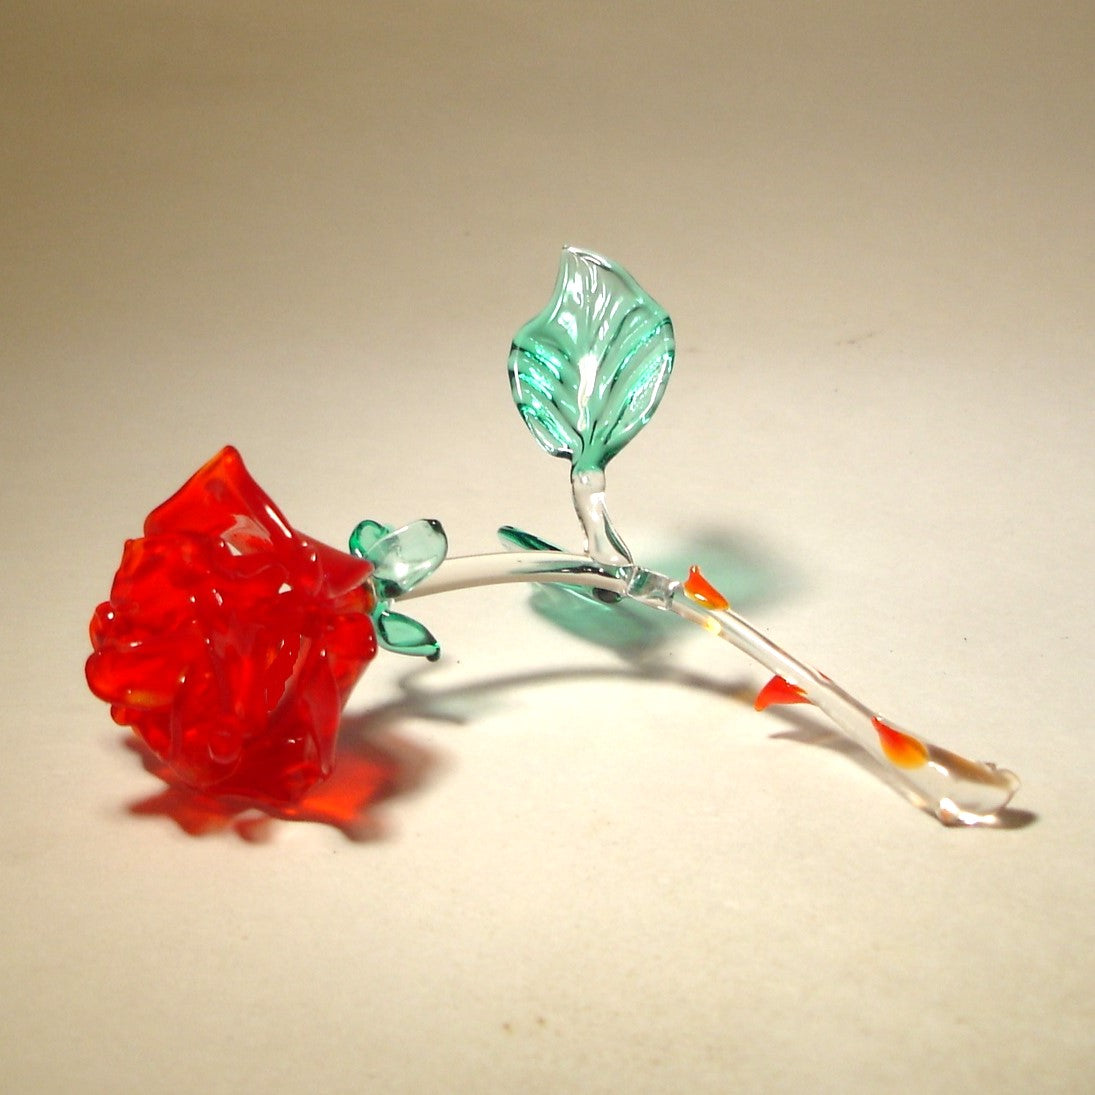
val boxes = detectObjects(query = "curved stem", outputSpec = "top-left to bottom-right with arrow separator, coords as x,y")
399,550 -> 1019,826
400,550 -> 632,599
664,594 -> 1020,825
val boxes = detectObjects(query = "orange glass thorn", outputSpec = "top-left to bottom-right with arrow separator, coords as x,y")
754,674 -> 810,711
872,717 -> 929,769
683,565 -> 730,610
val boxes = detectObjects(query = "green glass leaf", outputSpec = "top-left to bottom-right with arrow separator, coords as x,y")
497,524 -> 615,608
375,609 -> 441,661
509,247 -> 675,474
354,518 -> 448,599
496,524 -> 564,554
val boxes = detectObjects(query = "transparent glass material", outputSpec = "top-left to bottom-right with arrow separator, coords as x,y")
427,244 -> 1019,825
403,554 -> 1020,825
666,578 -> 1020,824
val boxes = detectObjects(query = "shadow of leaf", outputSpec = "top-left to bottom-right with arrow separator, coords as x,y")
644,525 -> 804,612
514,524 -> 802,661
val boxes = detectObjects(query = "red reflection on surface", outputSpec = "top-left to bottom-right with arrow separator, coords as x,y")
125,727 -> 427,840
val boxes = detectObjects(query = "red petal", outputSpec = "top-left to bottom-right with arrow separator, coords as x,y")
144,446 -> 296,553
306,537 -> 373,599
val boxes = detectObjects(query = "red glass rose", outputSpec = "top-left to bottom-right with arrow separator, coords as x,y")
86,446 -> 377,806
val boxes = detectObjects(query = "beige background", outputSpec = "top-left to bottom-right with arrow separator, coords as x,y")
2,3 -> 1092,1092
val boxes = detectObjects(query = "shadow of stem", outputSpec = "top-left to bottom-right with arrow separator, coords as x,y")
123,659 -> 1035,839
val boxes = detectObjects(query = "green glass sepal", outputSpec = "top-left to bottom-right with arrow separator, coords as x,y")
497,524 -> 616,608
350,517 -> 448,660
348,518 -> 390,559
375,609 -> 441,662
350,517 -> 448,599
508,247 -> 675,474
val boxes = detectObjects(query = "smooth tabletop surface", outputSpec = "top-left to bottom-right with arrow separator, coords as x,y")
2,3 -> 1093,1092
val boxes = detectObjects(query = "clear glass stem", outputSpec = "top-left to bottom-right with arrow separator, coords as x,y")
570,468 -> 633,567
401,551 -> 1019,826
663,592 -> 1019,825
400,550 -> 632,598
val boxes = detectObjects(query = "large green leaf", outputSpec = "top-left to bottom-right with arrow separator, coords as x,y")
508,247 -> 675,474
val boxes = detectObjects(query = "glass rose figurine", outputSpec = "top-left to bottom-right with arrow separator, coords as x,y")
87,248 -> 1020,826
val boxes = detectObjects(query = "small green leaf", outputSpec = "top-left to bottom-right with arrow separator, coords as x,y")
509,247 -> 675,474
497,524 -> 565,554
375,609 -> 441,661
